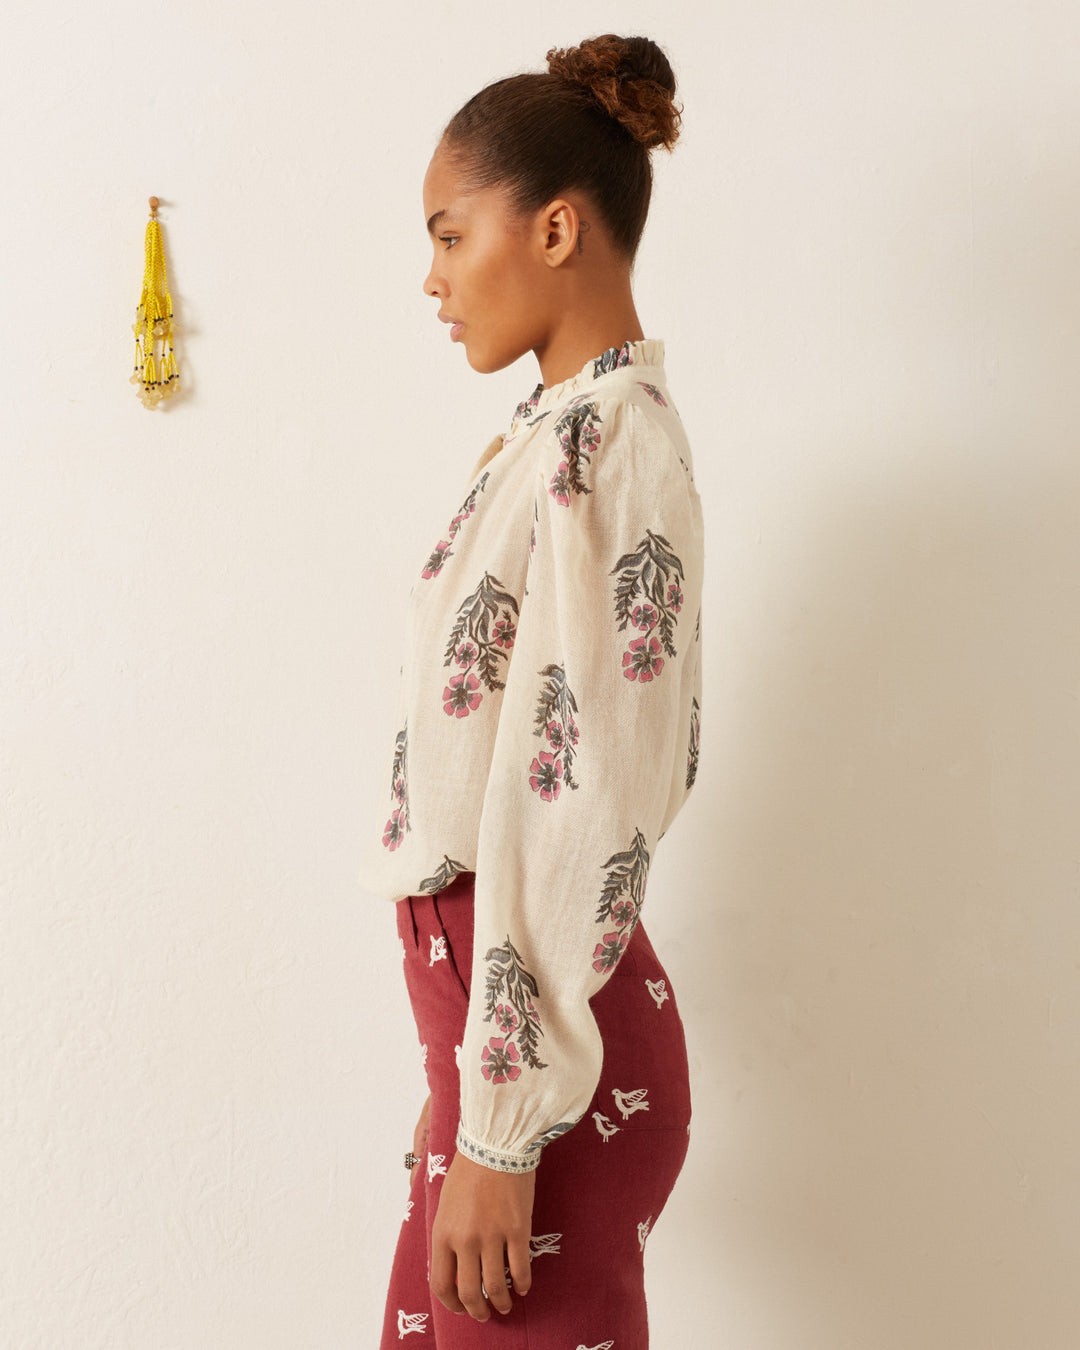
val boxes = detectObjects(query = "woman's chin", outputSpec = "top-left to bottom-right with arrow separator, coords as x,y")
465,342 -> 522,376
464,344 -> 498,375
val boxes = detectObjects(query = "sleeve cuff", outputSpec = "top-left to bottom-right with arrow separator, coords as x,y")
455,1124 -> 542,1174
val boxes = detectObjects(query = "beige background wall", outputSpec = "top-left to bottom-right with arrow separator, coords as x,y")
2,1 -> 1078,1346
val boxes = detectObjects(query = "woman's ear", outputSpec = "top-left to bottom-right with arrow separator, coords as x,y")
537,198 -> 581,269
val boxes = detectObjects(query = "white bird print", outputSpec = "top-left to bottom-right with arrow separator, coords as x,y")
396,1309 -> 429,1338
646,977 -> 669,1008
592,1111 -> 620,1142
575,1341 -> 615,1349
637,1215 -> 653,1252
429,934 -> 448,966
427,1152 -> 448,1183
402,1199 -> 413,1223
529,1232 -> 562,1257
419,1043 -> 427,1071
612,1087 -> 650,1121
453,1043 -> 462,1070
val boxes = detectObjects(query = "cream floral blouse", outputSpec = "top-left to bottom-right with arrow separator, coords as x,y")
357,337 -> 705,1172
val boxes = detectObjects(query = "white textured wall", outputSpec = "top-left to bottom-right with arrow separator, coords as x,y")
3,1 -> 1079,1346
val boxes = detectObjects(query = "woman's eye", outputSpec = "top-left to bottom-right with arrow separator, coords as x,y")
440,235 -> 459,250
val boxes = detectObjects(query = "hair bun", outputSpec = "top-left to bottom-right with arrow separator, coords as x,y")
546,34 -> 682,151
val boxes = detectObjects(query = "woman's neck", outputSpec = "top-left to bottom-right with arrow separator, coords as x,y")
534,284 -> 645,389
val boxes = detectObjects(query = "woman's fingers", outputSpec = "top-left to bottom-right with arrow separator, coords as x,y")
429,1152 -> 536,1319
449,1244 -> 490,1321
413,1120 -> 429,1159
507,1230 -> 532,1298
412,1095 -> 432,1171
481,1245 -> 513,1315
429,1239 -> 469,1317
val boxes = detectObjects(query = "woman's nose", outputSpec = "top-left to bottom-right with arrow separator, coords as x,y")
422,261 -> 443,298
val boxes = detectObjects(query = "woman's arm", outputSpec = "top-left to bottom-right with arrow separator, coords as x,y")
430,390 -> 703,1318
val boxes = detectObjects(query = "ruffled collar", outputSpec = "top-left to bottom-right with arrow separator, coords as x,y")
507,337 -> 666,437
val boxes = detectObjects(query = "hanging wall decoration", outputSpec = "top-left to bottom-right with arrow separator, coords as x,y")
130,196 -> 180,407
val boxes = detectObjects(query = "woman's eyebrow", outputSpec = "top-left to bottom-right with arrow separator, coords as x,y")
426,209 -> 449,236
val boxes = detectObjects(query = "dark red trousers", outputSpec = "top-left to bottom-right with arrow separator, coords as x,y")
379,871 -> 692,1349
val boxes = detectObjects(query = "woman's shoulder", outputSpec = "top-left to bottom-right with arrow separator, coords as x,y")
540,372 -> 696,499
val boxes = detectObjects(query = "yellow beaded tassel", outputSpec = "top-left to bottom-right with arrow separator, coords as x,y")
130,196 -> 180,407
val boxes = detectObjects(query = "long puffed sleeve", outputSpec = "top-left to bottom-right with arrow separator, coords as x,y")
454,391 -> 705,1172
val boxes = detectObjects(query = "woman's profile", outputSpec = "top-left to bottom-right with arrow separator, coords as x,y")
358,32 -> 706,1348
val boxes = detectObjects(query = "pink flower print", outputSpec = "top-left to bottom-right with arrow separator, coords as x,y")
481,1037 -> 522,1084
622,636 -> 665,682
638,381 -> 668,407
421,541 -> 452,579
593,344 -> 632,377
454,640 -> 478,669
545,720 -> 565,751
528,750 -> 563,801
611,898 -> 636,928
580,423 -> 601,451
443,672 -> 482,717
631,603 -> 658,631
393,778 -> 405,803
382,808 -> 406,851
549,461 -> 571,507
667,581 -> 684,613
513,385 -> 542,427
448,512 -> 465,539
493,617 -> 516,649
494,1003 -> 519,1036
592,930 -> 629,974
565,719 -> 579,747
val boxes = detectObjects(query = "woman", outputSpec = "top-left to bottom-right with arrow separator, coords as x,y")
359,33 -> 705,1349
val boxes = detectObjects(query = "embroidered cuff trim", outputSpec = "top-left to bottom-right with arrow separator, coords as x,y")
455,1125 -> 541,1174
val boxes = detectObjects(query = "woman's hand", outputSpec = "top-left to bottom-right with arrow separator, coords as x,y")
430,1151 -> 535,1321
411,1094 -> 432,1178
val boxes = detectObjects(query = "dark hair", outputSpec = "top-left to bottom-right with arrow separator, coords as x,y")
441,34 -> 682,262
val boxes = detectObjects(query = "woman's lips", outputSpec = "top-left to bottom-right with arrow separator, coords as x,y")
450,322 -> 464,341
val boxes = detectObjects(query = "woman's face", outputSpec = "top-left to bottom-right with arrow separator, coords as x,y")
422,141 -> 551,374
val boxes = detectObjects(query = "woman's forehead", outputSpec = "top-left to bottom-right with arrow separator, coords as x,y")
422,158 -> 505,226
423,162 -> 459,218
423,140 -> 461,198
